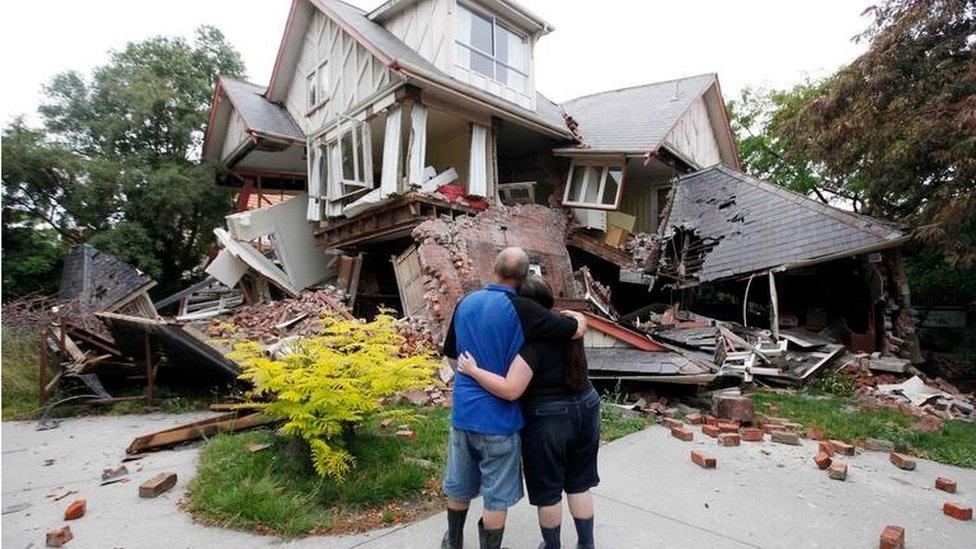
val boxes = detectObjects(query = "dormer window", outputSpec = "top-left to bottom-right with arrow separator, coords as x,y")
455,3 -> 528,93
306,60 -> 329,110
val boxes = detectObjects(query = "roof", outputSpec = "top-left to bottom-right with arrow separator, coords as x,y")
59,244 -> 156,314
219,76 -> 304,142
369,0 -> 555,35
557,73 -> 717,154
659,165 -> 906,283
268,0 -> 574,139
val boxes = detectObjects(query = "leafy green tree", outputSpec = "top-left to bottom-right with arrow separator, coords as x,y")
2,26 -> 244,297
777,0 -> 976,265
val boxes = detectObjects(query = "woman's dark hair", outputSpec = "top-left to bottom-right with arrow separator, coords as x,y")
517,275 -> 589,391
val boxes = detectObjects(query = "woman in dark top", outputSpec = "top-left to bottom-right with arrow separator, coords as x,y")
458,275 -> 599,549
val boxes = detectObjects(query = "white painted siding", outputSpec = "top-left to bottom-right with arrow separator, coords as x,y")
664,95 -> 722,168
381,0 -> 454,75
220,111 -> 248,161
283,10 -> 396,135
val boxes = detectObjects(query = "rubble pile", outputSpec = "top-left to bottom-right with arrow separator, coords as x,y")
205,288 -> 352,345
623,232 -> 661,273
855,374 -> 975,425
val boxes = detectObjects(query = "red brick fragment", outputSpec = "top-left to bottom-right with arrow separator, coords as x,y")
889,452 -> 916,471
829,440 -> 855,456
828,461 -> 848,481
879,524 -> 905,549
713,395 -> 755,423
942,501 -> 972,521
717,420 -> 740,433
717,433 -> 740,447
935,477 -> 957,493
63,499 -> 86,520
818,441 -> 835,456
662,417 -> 683,430
813,452 -> 832,470
704,415 -> 718,426
702,424 -> 720,438
805,427 -> 825,440
762,423 -> 786,434
46,525 -> 72,547
691,451 -> 716,469
379,418 -> 394,429
139,472 -> 177,498
671,427 -> 693,442
685,412 -> 704,425
741,427 -> 764,442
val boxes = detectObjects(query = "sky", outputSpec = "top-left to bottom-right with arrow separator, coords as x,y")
0,0 -> 871,126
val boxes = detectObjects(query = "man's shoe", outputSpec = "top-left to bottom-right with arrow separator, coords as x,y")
478,518 -> 505,549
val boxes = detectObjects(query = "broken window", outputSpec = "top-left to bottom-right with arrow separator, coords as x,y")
455,3 -> 528,93
562,160 -> 625,210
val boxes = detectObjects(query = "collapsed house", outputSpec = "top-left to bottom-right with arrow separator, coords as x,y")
190,0 -> 931,389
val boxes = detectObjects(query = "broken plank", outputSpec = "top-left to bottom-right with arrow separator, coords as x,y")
125,412 -> 275,454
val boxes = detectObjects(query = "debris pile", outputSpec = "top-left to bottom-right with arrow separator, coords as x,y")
206,288 -> 352,345
855,375 -> 974,425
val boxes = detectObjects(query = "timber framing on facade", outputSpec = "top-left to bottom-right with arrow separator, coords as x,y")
200,0 -> 920,376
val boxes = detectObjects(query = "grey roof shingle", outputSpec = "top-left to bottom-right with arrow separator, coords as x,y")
220,76 -> 304,141
558,73 -> 717,153
59,244 -> 155,313
660,165 -> 905,283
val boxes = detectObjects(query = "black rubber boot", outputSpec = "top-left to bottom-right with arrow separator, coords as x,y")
441,508 -> 468,549
478,518 -> 505,549
537,524 -> 561,549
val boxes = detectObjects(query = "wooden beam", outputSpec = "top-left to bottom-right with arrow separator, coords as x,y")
126,412 -> 275,454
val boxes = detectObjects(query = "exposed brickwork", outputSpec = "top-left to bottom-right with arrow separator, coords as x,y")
412,205 -> 577,341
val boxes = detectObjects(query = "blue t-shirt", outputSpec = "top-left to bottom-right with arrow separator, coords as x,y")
446,284 -> 525,435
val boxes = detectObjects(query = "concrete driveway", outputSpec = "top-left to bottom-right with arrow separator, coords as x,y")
2,412 -> 973,548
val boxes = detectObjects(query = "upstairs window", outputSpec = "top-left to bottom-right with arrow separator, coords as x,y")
562,161 -> 625,210
456,3 -> 528,93
326,121 -> 372,200
307,61 -> 329,109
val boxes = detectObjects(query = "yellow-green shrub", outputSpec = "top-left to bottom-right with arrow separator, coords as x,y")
232,312 -> 438,480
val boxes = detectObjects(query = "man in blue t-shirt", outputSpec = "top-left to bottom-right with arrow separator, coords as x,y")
439,247 -> 586,549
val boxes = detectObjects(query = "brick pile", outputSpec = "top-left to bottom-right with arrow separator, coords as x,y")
206,288 -> 352,344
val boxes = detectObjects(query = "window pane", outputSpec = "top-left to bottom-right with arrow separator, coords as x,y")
583,166 -> 603,203
355,125 -> 367,182
318,145 -> 328,189
469,9 -> 493,53
470,50 -> 493,78
317,63 -> 329,99
567,167 -> 585,202
455,43 -> 470,69
602,167 -> 622,205
341,130 -> 355,181
496,23 -> 525,72
306,73 -> 317,106
456,7 -> 471,47
496,63 -> 525,93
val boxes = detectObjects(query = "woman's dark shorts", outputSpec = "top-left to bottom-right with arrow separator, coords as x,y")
520,386 -> 601,506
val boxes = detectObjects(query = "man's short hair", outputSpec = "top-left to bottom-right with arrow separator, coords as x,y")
494,247 -> 529,282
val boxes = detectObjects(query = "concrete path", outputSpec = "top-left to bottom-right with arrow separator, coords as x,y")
3,412 -> 974,548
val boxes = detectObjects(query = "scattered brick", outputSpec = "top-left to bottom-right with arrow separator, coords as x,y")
46,526 -> 72,547
942,501 -> 972,521
889,452 -> 916,471
63,500 -> 86,521
829,440 -> 855,456
813,452 -> 832,470
671,427 -> 693,442
662,417 -> 684,430
762,423 -> 786,434
704,415 -> 718,426
396,429 -> 417,441
805,427 -> 825,440
379,418 -> 394,429
770,431 -> 801,446
717,421 -> 740,433
828,461 -> 848,481
713,395 -> 755,423
139,472 -> 177,498
718,433 -> 740,447
935,477 -> 957,493
861,437 -> 894,452
879,525 -> 905,549
741,428 -> 764,442
685,412 -> 704,425
818,441 -> 835,456
691,451 -> 716,469
702,424 -> 720,438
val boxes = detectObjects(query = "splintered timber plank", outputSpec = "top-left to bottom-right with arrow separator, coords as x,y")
125,412 -> 274,454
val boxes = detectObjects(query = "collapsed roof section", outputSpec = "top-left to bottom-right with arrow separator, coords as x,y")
658,165 -> 907,286
58,244 -> 157,316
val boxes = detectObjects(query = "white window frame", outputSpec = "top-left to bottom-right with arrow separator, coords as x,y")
562,160 -> 626,210
324,120 -> 372,201
455,2 -> 529,94
307,60 -> 329,111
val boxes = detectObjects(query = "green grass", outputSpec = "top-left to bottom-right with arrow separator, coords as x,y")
2,327 -> 41,419
752,391 -> 976,468
601,403 -> 652,442
186,407 -> 451,537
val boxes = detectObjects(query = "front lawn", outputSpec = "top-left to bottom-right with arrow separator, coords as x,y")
752,391 -> 976,468
185,407 -> 451,537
